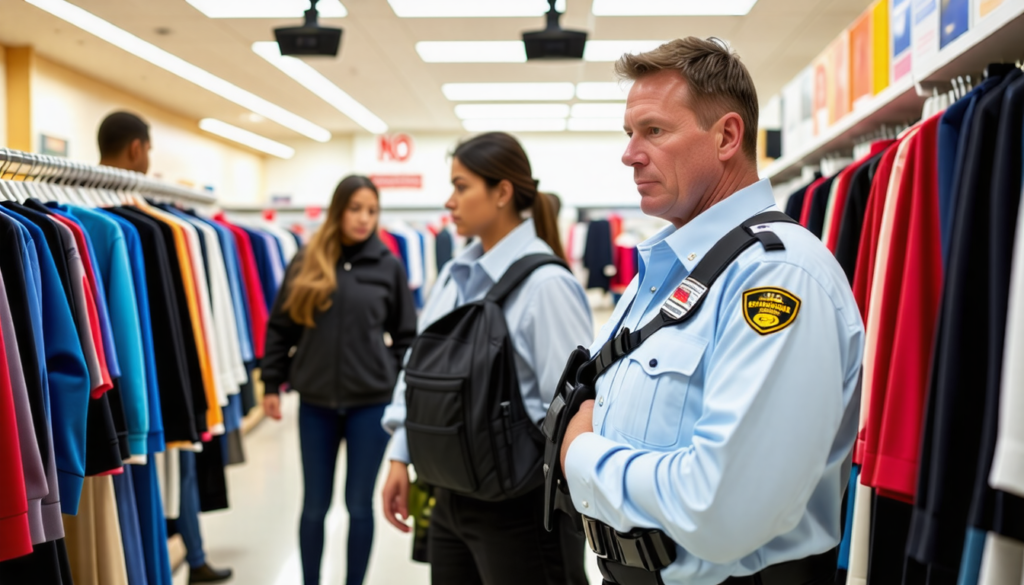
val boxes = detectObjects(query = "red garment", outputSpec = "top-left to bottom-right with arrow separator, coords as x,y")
825,140 -> 896,252
799,177 -> 828,228
379,229 -> 401,257
852,140 -> 903,321
0,324 -> 32,562
50,214 -> 114,397
608,214 -> 623,243
860,115 -> 943,502
213,215 -> 268,358
610,243 -> 637,295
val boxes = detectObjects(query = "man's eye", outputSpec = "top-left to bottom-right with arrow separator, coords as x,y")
650,128 -> 662,136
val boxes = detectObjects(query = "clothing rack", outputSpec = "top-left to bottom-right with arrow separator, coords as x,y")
0,147 -> 217,205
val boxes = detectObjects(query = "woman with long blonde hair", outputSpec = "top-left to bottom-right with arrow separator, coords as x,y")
262,175 -> 417,585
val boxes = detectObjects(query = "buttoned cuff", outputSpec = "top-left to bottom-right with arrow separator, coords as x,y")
991,438 -> 1024,498
564,432 -> 623,519
387,427 -> 411,464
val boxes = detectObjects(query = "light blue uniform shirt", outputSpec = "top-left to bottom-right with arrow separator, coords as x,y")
382,219 -> 593,463
564,180 -> 864,585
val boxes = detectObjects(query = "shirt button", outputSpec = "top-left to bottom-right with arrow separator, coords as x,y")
687,253 -> 697,261
649,359 -> 658,368
598,396 -> 605,406
650,286 -> 657,293
343,262 -> 352,271
582,500 -> 589,509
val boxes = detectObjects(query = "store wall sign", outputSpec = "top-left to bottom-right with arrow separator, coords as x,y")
370,174 -> 423,189
378,134 -> 415,163
40,134 -> 69,157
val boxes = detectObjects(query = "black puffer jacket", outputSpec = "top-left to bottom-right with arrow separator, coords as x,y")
261,235 -> 417,408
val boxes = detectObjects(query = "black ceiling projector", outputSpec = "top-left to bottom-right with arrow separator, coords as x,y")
275,0 -> 342,57
523,0 -> 588,60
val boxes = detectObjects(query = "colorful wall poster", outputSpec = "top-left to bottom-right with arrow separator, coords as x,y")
850,10 -> 875,108
812,51 -> 832,136
912,0 -> 940,70
940,0 -> 970,47
977,0 -> 1007,19
831,31 -> 852,125
872,0 -> 891,94
892,0 -> 913,82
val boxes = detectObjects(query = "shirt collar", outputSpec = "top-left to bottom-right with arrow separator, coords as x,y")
452,218 -> 539,283
639,179 -> 778,274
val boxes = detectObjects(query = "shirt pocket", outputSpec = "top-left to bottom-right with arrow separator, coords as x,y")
610,333 -> 708,448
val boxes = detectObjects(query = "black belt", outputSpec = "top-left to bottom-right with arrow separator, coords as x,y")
583,516 -> 677,572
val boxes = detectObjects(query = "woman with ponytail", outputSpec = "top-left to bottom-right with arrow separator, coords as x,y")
381,132 -> 592,584
262,175 -> 417,585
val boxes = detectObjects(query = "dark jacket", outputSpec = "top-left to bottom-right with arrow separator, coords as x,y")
261,234 -> 417,409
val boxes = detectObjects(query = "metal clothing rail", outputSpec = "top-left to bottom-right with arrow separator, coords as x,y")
0,147 -> 217,205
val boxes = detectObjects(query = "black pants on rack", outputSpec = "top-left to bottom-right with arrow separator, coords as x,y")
428,485 -> 589,585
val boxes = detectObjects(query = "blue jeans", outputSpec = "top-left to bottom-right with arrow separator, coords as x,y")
178,450 -> 206,569
299,401 -> 391,585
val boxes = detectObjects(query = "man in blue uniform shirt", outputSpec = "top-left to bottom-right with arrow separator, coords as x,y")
558,37 -> 864,585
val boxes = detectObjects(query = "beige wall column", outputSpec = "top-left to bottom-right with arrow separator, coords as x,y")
5,46 -> 33,152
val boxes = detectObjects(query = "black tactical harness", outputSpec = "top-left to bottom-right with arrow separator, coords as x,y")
541,211 -> 799,576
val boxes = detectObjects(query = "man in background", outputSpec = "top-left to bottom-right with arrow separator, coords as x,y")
99,111 -> 233,585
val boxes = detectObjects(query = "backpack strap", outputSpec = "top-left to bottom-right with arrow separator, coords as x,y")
578,211 -> 797,386
486,253 -> 569,305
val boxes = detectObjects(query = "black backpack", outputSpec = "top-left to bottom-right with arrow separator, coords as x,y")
404,254 -> 568,502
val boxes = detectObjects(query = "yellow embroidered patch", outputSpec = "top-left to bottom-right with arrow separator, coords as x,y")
742,287 -> 801,335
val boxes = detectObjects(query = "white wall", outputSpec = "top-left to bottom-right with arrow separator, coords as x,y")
0,45 -> 7,148
30,56 -> 264,206
263,131 -> 638,210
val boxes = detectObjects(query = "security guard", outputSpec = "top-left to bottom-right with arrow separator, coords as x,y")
555,38 -> 864,585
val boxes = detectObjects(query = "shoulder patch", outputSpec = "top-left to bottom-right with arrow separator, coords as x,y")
742,287 -> 801,335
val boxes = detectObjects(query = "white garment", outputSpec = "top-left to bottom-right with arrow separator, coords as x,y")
422,229 -> 437,293
978,532 -> 1024,585
259,220 -> 299,264
846,482 -> 873,585
570,222 -> 589,287
156,450 -> 181,520
991,185 -> 1024,497
390,222 -> 425,291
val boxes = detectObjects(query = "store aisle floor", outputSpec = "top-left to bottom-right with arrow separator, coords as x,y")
175,390 -> 606,585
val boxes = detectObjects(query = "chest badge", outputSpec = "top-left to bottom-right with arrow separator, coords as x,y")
742,287 -> 801,335
661,277 -> 707,320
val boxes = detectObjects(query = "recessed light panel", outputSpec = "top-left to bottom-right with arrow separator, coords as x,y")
583,40 -> 668,62
26,0 -> 331,142
576,81 -> 633,100
186,0 -> 347,18
199,119 -> 296,159
390,0 -> 566,17
568,118 -> 626,132
592,0 -> 757,16
443,83 -> 576,101
455,104 -> 571,120
571,103 -> 627,118
417,41 -> 526,63
253,42 -> 387,134
463,119 -> 567,132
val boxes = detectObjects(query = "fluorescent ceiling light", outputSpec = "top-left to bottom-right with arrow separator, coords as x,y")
584,40 -> 668,62
199,118 -> 296,158
25,0 -> 330,142
390,0 -> 565,17
593,0 -> 758,16
568,118 -> 626,132
576,81 -> 632,101
443,83 -> 575,101
455,104 -> 570,120
186,0 -> 347,18
571,103 -> 627,118
417,41 -> 526,63
463,119 -> 567,132
253,42 -> 387,134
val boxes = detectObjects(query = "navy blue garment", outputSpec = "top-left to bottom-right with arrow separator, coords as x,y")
113,466 -> 149,585
240,226 -> 275,313
583,219 -> 613,291
178,450 -> 207,569
835,153 -> 884,284
784,187 -> 806,221
436,228 -> 453,268
0,206 -> 90,512
807,172 -> 839,238
132,459 -> 172,585
298,402 -> 391,585
938,76 -> 1004,264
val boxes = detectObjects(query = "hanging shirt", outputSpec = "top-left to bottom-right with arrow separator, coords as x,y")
564,180 -> 863,585
382,219 -> 593,464
213,216 -> 268,359
0,315 -> 32,563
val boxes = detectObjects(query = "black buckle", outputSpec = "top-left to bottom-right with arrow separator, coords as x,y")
582,516 -> 677,572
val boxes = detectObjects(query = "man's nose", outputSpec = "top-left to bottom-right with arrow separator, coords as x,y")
622,137 -> 648,167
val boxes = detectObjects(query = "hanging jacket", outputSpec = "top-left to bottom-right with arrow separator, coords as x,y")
262,234 -> 417,409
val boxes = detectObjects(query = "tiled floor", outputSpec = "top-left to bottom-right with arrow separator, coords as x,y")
175,298 -> 618,585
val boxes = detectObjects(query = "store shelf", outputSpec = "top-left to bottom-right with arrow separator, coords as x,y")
764,0 -> 1024,183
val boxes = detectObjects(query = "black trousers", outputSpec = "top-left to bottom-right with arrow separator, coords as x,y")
428,485 -> 589,585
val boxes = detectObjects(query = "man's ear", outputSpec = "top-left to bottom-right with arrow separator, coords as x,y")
716,112 -> 746,162
129,138 -> 143,162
